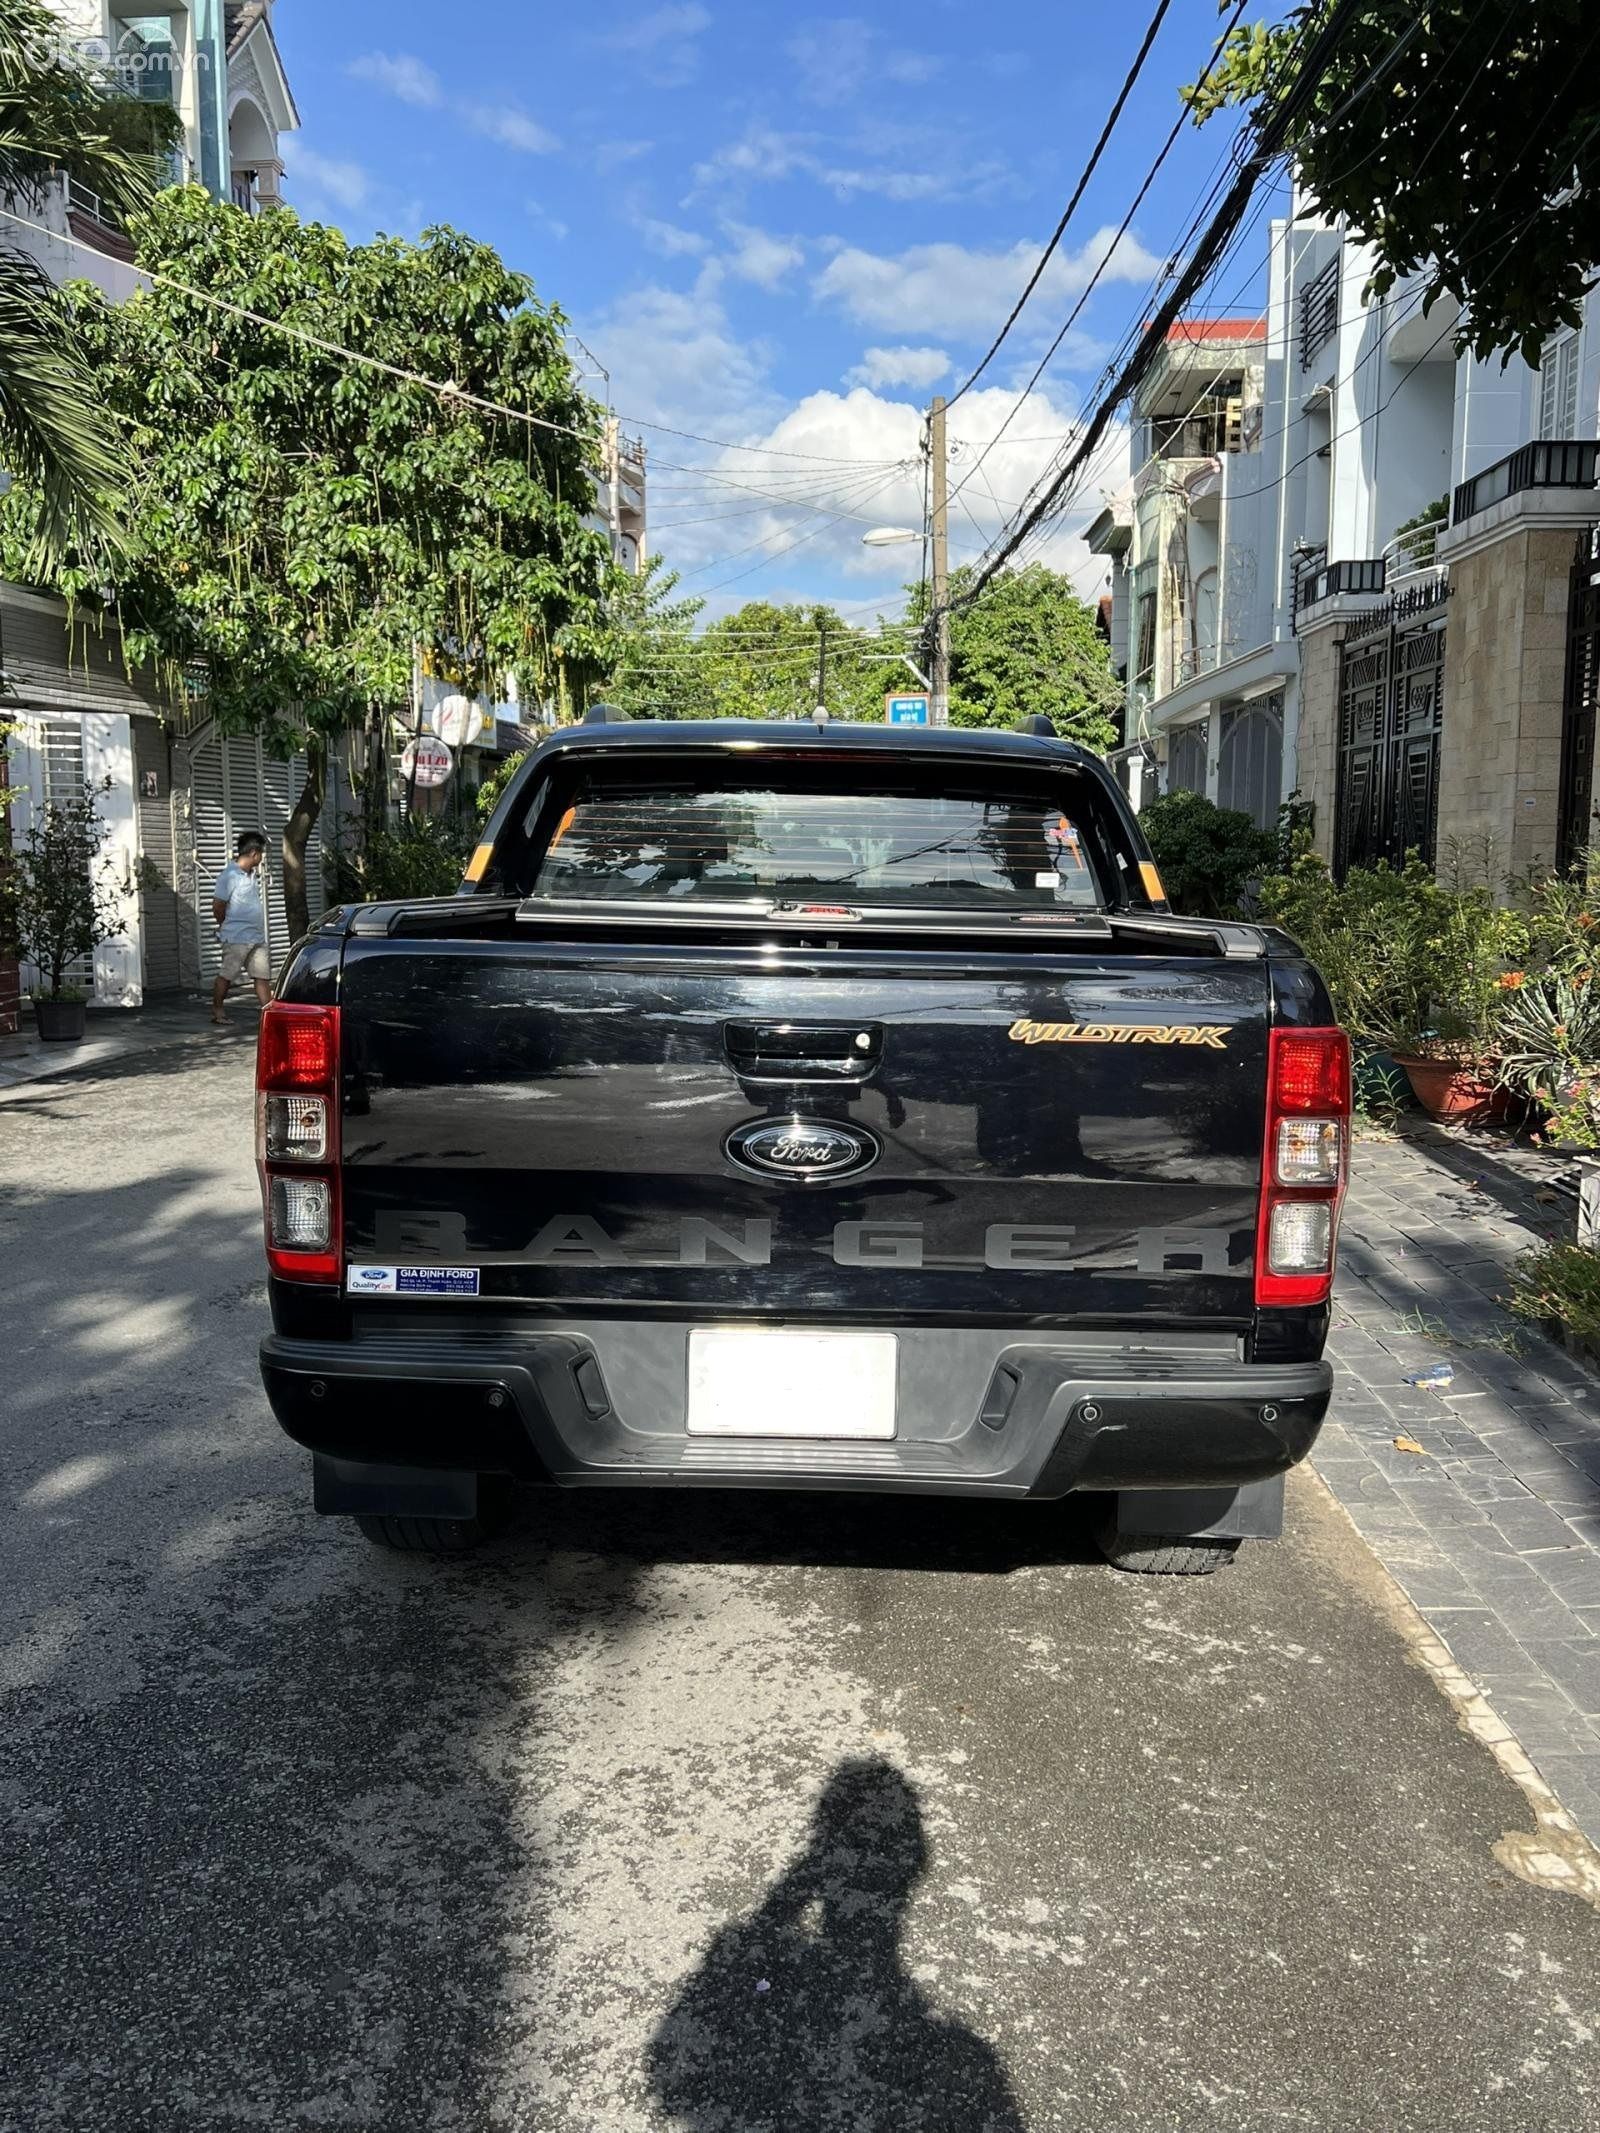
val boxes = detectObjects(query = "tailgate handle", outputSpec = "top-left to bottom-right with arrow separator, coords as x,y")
724,1021 -> 882,1081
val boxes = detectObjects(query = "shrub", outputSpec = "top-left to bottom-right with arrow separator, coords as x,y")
328,813 -> 473,903
1508,1242 -> 1600,1344
1257,851 -> 1527,1059
1139,790 -> 1277,917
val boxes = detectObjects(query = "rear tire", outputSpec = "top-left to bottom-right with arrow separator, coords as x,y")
1097,1531 -> 1242,1576
353,1485 -> 515,1556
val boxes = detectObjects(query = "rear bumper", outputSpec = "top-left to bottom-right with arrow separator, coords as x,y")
260,1321 -> 1331,1501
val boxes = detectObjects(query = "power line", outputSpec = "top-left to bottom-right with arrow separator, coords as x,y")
944,0 -> 1255,517
945,0 -> 1178,408
953,0 -> 1371,611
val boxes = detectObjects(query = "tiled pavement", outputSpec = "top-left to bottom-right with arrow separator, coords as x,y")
1320,1123 -> 1600,1845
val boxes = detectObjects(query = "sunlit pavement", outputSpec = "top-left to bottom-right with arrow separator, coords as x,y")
3,1047 -> 1598,2131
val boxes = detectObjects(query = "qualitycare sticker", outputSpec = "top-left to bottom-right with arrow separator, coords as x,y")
346,1266 -> 481,1297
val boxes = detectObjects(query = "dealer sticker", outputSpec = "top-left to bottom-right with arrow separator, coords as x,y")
346,1266 -> 481,1297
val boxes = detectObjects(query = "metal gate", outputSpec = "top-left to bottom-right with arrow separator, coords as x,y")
1334,604 -> 1446,876
187,724 -> 325,979
1559,527 -> 1600,871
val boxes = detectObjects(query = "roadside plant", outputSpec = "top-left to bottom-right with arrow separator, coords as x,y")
328,813 -> 473,904
0,777 -> 120,998
1139,790 -> 1278,918
1257,851 -> 1526,1061
1508,1241 -> 1600,1346
1492,976 -> 1600,1148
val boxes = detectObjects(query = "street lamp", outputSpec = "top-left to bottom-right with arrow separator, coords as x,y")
860,526 -> 921,548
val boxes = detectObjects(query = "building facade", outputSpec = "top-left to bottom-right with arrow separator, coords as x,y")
0,5 -> 301,1024
1094,186 -> 1600,896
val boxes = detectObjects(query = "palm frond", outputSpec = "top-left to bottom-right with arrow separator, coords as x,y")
0,246 -> 127,567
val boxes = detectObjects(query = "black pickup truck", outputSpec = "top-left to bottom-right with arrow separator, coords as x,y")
256,719 -> 1349,1574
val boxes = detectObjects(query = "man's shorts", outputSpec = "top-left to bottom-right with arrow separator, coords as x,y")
218,941 -> 271,984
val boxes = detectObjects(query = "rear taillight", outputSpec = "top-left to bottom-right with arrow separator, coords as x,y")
1256,1027 -> 1350,1307
257,1003 -> 341,1284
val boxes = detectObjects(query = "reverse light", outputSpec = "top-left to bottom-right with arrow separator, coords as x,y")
1256,1026 -> 1350,1308
1267,1200 -> 1334,1274
258,1003 -> 341,1284
269,1175 -> 333,1251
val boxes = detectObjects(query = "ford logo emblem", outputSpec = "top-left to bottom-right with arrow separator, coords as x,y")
725,1116 -> 879,1183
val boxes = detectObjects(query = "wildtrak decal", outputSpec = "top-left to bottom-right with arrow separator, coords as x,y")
1008,1020 -> 1230,1049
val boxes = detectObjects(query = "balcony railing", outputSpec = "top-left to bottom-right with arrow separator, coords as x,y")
1294,556 -> 1387,614
1298,255 -> 1339,370
1451,439 -> 1600,524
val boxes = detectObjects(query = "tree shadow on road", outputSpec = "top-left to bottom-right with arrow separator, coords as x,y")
647,1758 -> 1026,2133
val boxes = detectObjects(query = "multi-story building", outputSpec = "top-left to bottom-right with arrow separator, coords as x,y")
1,4 -> 298,298
1095,184 -> 1600,893
1,5 -> 305,1024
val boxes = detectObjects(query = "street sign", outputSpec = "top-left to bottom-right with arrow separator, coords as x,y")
401,735 -> 453,788
428,692 -> 486,749
885,693 -> 930,726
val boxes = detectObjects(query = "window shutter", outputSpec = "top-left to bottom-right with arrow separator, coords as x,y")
1541,333 -> 1580,439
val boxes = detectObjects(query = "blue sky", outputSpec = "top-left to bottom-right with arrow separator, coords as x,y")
274,2 -> 1260,616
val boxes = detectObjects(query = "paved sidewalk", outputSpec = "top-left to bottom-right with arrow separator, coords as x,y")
0,1000 -> 258,1098
1322,1124 -> 1600,1844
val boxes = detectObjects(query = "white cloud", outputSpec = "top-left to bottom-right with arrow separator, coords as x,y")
638,215 -> 710,258
845,346 -> 950,389
597,139 -> 654,173
468,104 -> 559,154
348,51 -> 442,108
604,5 -> 713,87
785,18 -> 943,106
350,51 -> 557,154
282,143 -> 373,213
722,221 -> 804,289
576,265 -> 775,444
526,199 -> 570,242
814,227 -> 1161,336
616,367 -> 1124,614
690,122 -> 1010,207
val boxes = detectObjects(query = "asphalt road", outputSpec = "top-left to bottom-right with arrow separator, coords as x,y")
3,1038 -> 1598,2132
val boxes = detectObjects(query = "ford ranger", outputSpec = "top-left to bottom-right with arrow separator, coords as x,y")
256,719 -> 1348,1574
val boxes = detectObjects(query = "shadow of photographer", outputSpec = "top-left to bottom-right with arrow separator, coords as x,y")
647,1757 -> 1027,2131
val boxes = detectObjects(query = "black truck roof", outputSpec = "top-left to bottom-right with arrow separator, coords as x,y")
520,718 -> 1098,771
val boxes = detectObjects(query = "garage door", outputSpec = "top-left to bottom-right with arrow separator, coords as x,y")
189,726 -> 325,978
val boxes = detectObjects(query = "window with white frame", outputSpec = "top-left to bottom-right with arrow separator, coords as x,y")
1539,330 -> 1580,441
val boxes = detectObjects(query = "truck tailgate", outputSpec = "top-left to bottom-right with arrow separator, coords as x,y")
337,939 -> 1268,1328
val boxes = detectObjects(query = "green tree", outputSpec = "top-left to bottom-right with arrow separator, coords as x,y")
1191,2 -> 1600,365
0,0 -> 181,563
601,598 -> 914,724
914,563 -> 1120,746
601,559 -> 712,720
0,188 -> 614,936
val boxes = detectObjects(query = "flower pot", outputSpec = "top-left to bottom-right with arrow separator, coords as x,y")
1393,1054 -> 1497,1122
32,996 -> 87,1045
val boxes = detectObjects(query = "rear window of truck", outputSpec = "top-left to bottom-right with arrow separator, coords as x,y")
527,774 -> 1108,912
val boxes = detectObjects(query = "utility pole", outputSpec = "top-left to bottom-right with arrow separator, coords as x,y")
603,415 -> 624,563
816,613 -> 829,715
928,394 -> 950,726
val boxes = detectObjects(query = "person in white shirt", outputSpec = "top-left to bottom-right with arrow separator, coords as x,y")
211,830 -> 272,1025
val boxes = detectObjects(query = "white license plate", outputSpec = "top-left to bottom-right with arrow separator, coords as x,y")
686,1329 -> 898,1439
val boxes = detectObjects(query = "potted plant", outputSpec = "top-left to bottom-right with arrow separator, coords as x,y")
1377,877 -> 1527,1119
1494,973 -> 1600,1149
0,779 -> 120,1044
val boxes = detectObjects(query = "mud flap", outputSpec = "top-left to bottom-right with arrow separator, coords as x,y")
313,1456 -> 480,1521
1112,1475 -> 1284,1542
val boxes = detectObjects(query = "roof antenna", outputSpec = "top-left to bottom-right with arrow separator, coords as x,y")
812,704 -> 829,730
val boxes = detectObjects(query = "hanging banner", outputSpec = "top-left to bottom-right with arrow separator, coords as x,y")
401,735 -> 453,788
